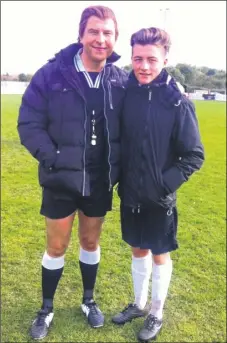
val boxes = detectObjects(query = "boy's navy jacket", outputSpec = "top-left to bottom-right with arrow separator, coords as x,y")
119,69 -> 205,210
17,43 -> 128,197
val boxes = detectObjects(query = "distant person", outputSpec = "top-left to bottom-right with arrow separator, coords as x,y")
112,27 -> 204,341
17,5 -> 127,340
183,84 -> 188,92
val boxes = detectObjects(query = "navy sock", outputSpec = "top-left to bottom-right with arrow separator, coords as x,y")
79,261 -> 99,303
42,266 -> 64,310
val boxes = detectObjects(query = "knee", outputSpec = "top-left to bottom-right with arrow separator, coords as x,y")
47,242 -> 68,257
153,253 -> 171,265
132,247 -> 150,258
80,236 -> 98,251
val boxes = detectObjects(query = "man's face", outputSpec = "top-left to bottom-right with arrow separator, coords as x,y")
132,44 -> 168,84
80,16 -> 116,62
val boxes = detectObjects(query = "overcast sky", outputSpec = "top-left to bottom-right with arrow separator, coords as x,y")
1,1 -> 226,74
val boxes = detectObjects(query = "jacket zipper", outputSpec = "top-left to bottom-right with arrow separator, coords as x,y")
148,89 -> 152,101
102,68 -> 112,191
148,88 -> 173,215
107,81 -> 113,109
137,89 -> 152,209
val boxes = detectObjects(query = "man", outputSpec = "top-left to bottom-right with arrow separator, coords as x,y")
112,27 -> 204,341
17,5 -> 127,340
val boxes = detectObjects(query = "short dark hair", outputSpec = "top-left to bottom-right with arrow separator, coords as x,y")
78,5 -> 119,42
130,27 -> 171,54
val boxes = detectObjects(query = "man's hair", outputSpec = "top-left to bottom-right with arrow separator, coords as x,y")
78,5 -> 119,41
130,27 -> 171,54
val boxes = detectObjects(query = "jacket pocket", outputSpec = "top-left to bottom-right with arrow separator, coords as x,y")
157,192 -> 177,209
140,163 -> 165,205
53,146 -> 83,171
38,164 -> 83,195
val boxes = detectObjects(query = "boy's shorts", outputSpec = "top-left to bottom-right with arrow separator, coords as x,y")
120,204 -> 179,255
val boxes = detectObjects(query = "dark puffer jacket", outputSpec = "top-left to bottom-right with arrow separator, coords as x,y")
119,69 -> 205,211
17,43 -> 128,197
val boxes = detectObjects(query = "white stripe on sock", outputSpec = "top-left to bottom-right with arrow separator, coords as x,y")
42,251 -> 65,270
79,246 -> 100,265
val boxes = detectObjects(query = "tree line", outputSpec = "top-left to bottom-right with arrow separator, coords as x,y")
122,63 -> 226,93
2,64 -> 226,93
1,73 -> 33,82
18,73 -> 33,82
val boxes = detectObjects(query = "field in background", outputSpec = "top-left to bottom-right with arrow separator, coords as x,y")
1,95 -> 226,342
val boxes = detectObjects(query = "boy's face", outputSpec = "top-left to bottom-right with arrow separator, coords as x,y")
132,44 -> 168,84
80,16 -> 116,63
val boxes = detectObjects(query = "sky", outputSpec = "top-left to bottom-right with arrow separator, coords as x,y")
1,1 -> 226,74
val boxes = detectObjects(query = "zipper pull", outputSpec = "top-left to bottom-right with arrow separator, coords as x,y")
148,90 -> 152,101
138,205 -> 140,214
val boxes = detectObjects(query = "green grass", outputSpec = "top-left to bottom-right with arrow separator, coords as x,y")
1,95 -> 226,342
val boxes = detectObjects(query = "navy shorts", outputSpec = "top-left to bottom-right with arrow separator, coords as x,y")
40,188 -> 113,219
120,204 -> 179,255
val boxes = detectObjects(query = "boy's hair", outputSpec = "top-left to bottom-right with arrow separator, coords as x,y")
130,27 -> 171,54
78,5 -> 119,41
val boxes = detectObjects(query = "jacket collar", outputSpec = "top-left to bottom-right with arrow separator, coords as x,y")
127,68 -> 171,88
50,43 -> 121,101
127,68 -> 183,107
